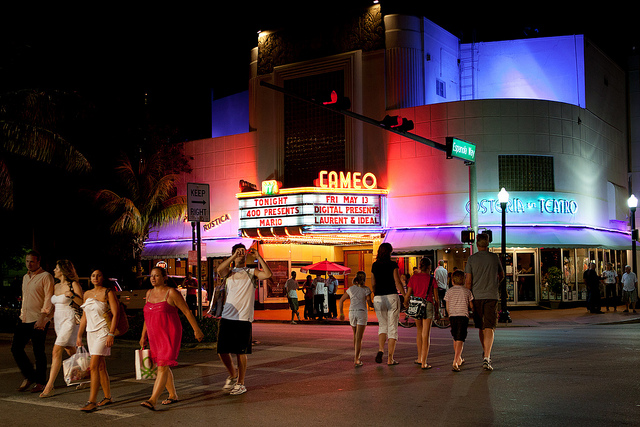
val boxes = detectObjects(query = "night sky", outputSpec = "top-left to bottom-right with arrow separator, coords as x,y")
2,2 -> 638,141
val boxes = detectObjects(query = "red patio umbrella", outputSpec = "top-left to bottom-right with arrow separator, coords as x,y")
300,260 -> 351,276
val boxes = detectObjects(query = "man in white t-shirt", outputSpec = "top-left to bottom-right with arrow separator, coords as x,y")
621,265 -> 637,313
602,263 -> 618,311
312,274 -> 326,320
434,260 -> 448,302
216,243 -> 272,395
285,271 -> 301,324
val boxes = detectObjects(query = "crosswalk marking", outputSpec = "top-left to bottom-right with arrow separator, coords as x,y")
0,396 -> 137,419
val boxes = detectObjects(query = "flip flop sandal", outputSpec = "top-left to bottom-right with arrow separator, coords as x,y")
162,398 -> 179,405
388,360 -> 399,366
80,401 -> 97,412
140,400 -> 155,411
421,364 -> 433,370
452,364 -> 461,372
97,397 -> 113,407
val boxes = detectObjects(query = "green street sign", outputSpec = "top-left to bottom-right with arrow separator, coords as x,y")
446,137 -> 476,163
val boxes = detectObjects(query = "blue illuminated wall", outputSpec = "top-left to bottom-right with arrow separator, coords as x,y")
462,35 -> 586,108
211,91 -> 249,138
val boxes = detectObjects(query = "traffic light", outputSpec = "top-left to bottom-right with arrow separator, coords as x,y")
379,115 -> 414,132
313,90 -> 351,110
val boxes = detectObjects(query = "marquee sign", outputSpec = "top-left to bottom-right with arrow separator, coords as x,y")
238,171 -> 387,233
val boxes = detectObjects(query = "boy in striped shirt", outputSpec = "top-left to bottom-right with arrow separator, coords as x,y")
444,270 -> 474,372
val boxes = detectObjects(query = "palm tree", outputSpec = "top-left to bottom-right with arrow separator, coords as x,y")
95,147 -> 186,276
0,89 -> 91,210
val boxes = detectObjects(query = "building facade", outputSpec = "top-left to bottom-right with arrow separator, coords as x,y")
143,6 -> 632,308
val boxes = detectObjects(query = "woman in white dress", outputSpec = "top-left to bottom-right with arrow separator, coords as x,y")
76,269 -> 119,412
40,260 -> 83,398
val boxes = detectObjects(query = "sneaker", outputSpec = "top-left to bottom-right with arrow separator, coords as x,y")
482,358 -> 493,371
222,376 -> 238,391
229,383 -> 247,395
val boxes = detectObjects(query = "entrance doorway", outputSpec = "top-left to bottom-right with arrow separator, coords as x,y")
344,250 -> 373,290
501,249 -> 538,305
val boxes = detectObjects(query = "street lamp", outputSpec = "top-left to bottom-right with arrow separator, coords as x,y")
628,194 -> 638,275
498,188 -> 511,323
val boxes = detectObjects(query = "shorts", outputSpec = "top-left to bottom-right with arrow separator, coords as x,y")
349,310 -> 368,326
472,299 -> 498,330
622,289 -> 638,303
373,294 -> 400,340
449,316 -> 469,341
217,318 -> 252,355
288,297 -> 299,311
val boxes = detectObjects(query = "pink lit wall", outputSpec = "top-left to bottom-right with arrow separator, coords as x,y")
146,132 -> 258,242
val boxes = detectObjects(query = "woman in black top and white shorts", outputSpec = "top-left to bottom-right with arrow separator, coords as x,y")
371,243 -> 407,365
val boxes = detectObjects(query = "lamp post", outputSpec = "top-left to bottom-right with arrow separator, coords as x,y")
629,195 -> 638,275
498,188 -> 511,323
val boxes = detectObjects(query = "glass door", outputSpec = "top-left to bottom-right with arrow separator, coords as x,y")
514,251 -> 537,304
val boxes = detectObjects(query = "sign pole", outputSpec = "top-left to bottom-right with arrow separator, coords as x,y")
196,221 -> 202,320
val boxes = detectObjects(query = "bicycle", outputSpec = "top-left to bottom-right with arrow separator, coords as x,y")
432,298 -> 450,328
398,306 -> 416,328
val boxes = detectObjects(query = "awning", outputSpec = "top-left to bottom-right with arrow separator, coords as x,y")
385,226 -> 633,254
141,238 -> 254,259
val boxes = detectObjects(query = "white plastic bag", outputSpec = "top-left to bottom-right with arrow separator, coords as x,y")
63,346 -> 91,386
135,348 -> 157,380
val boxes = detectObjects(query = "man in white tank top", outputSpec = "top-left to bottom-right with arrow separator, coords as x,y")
216,243 -> 272,395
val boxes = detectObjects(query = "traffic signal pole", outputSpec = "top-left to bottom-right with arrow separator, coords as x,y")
259,80 -> 478,252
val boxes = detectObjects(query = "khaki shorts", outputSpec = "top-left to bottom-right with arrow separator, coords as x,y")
472,299 -> 498,330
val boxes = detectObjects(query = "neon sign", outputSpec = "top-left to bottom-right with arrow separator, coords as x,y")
466,197 -> 578,215
237,171 -> 386,232
316,170 -> 378,190
203,214 -> 231,231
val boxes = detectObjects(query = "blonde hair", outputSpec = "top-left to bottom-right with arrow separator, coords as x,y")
353,271 -> 366,287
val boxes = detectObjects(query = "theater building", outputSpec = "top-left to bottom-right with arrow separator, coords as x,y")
142,6 -> 633,308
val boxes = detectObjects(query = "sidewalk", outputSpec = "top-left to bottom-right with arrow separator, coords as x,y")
253,305 -> 640,327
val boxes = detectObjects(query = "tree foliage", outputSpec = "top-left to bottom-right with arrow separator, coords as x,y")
0,89 -> 91,210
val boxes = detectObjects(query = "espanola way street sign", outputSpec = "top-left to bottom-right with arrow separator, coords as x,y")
187,183 -> 210,222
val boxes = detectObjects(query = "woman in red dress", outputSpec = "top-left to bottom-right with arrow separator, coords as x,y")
139,267 -> 203,410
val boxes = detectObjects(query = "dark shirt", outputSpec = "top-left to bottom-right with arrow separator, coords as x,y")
371,259 -> 399,296
583,269 -> 600,288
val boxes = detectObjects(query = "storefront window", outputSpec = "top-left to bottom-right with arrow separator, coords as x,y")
540,249 -> 561,301
576,248 -> 590,301
562,249 -> 576,301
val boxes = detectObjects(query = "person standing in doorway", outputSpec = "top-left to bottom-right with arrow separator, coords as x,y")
584,262 -> 603,314
603,263 -> 618,311
621,265 -> 637,313
12,250 -> 54,394
216,243 -> 272,395
465,234 -> 504,371
285,271 -> 301,324
183,272 -> 199,317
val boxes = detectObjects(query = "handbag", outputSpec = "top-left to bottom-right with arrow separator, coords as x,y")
103,288 -> 129,336
63,346 -> 91,386
135,347 -> 157,380
68,283 -> 83,325
407,296 -> 425,318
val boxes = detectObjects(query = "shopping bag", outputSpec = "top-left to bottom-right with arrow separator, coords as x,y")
135,348 -> 157,380
63,346 -> 91,386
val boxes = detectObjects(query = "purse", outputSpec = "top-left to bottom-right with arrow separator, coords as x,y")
68,283 -> 83,325
135,347 -> 157,380
103,288 -> 129,336
407,296 -> 425,318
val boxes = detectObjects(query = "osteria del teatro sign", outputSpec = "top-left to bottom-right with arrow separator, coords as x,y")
237,170 -> 387,234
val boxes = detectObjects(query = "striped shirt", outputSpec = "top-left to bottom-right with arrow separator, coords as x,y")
444,285 -> 474,317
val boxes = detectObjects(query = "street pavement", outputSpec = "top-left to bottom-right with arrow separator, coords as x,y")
0,306 -> 638,426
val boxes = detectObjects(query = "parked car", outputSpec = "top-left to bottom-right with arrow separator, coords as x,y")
117,275 -> 208,311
